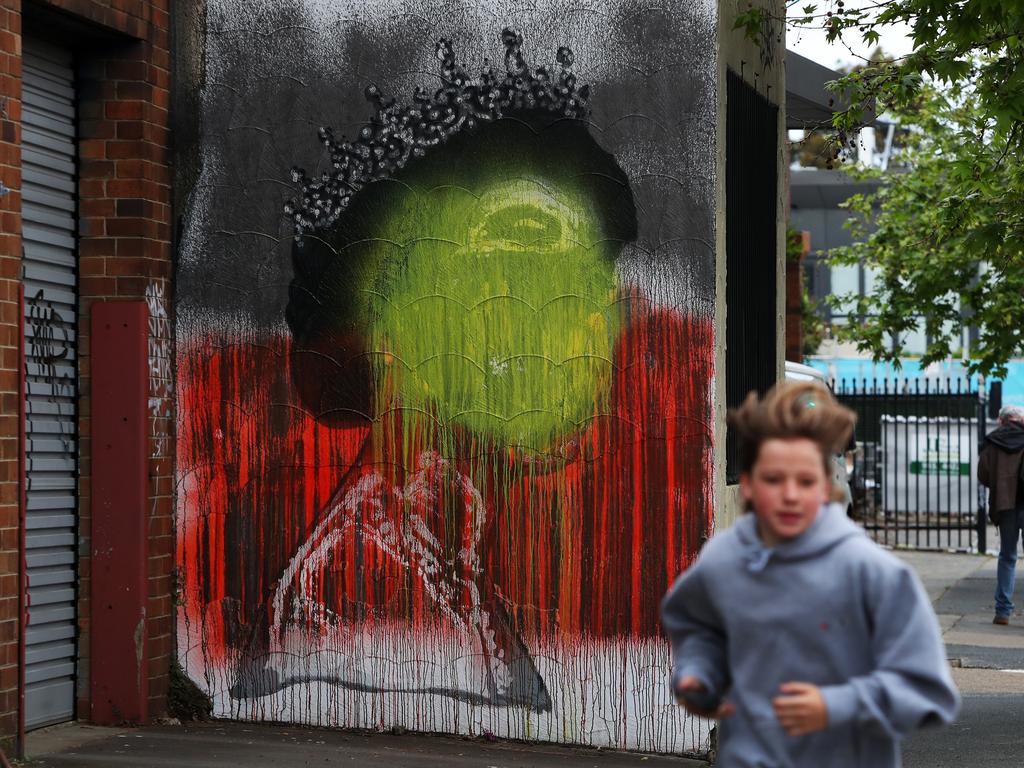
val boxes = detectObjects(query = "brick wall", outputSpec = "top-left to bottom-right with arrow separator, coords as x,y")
0,0 -> 173,748
74,4 -> 174,722
0,1 -> 23,754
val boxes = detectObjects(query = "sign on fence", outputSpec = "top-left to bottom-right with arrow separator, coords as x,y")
881,416 -> 978,514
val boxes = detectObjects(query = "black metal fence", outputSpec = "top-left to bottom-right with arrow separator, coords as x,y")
833,377 -> 986,553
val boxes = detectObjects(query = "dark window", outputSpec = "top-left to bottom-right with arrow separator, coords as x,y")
726,71 -> 779,482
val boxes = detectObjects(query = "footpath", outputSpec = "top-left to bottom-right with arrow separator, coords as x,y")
896,548 -> 1024,689
18,549 -> 1022,768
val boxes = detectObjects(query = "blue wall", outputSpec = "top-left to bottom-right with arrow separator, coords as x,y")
805,357 -> 1024,407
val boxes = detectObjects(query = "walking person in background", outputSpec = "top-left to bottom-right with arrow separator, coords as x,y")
662,382 -> 960,767
978,405 -> 1024,626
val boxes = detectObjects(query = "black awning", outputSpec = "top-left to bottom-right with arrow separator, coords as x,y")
785,50 -> 880,129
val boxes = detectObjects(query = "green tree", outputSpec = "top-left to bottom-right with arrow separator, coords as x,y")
829,82 -> 1024,377
738,1 -> 1024,375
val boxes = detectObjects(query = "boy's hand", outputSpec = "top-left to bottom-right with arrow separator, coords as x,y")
773,682 -> 828,736
675,675 -> 735,719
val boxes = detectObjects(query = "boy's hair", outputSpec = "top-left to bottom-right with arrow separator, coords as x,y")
729,381 -> 856,481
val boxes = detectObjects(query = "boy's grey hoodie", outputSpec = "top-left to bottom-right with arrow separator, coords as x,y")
661,503 -> 960,768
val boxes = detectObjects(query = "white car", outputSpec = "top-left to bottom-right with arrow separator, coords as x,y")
784,360 -> 854,511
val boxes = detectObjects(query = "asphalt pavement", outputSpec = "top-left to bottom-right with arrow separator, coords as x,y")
17,549 -> 1024,767
19,722 -> 709,767
895,549 -> 1024,767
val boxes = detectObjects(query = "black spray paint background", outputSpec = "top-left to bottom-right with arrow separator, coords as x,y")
177,0 -> 717,330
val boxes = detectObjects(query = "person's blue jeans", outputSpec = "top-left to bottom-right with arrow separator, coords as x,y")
995,508 -> 1024,618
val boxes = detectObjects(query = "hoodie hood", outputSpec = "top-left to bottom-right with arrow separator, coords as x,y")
733,502 -> 864,572
985,423 -> 1024,453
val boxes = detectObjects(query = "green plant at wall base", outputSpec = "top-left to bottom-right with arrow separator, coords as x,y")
786,229 -> 825,357
363,175 -> 619,449
786,228 -> 804,264
737,1 -> 1024,375
168,660 -> 212,721
801,288 -> 825,357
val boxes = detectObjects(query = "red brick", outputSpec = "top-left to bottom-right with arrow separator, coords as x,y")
105,217 -> 156,238
80,276 -> 117,297
108,140 -> 159,162
147,555 -> 172,580
114,276 -> 150,296
116,239 -> 165,260
104,256 -> 154,277
115,81 -> 152,101
80,198 -> 116,218
79,118 -> 117,140
106,178 -> 158,198
115,158 -> 158,180
79,179 -> 107,198
115,121 -> 146,140
80,160 -> 116,180
79,239 -> 116,259
150,46 -> 169,70
0,32 -> 18,60
104,59 -> 148,81
104,100 -> 145,121
0,143 -> 18,167
149,68 -> 169,91
114,198 -> 149,217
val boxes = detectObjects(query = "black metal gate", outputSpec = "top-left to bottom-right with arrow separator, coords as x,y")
834,377 -> 986,553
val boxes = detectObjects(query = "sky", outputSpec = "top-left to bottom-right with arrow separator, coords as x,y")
786,5 -> 915,71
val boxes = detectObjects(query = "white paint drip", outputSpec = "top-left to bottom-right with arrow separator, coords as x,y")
271,452 -> 512,695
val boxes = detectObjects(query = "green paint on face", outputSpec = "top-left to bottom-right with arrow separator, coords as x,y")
361,175 -> 619,449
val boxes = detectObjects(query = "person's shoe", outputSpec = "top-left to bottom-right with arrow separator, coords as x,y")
993,614 -> 1010,626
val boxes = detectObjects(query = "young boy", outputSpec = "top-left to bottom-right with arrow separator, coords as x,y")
662,382 -> 960,767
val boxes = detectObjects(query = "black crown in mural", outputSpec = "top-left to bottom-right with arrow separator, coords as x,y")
285,28 -> 591,236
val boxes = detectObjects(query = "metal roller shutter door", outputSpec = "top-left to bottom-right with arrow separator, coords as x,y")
21,37 -> 78,731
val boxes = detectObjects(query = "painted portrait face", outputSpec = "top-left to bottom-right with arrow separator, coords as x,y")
287,113 -> 638,453
360,176 -> 620,449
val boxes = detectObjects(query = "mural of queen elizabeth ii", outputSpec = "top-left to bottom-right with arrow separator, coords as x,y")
177,7 -> 717,753
239,31 -> 641,710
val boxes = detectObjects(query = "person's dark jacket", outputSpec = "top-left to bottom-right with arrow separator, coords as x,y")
977,423 -> 1024,523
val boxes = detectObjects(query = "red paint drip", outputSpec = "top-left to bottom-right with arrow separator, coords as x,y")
177,307 -> 714,659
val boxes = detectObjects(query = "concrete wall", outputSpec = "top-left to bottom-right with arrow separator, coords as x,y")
174,0 -> 721,753
713,0 -> 786,531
